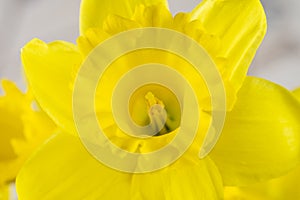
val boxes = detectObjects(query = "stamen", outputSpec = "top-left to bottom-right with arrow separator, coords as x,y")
145,92 -> 170,136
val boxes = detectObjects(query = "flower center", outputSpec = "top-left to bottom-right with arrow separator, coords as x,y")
129,84 -> 181,136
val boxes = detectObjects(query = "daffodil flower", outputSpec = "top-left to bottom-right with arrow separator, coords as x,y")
0,80 -> 56,199
16,0 -> 300,199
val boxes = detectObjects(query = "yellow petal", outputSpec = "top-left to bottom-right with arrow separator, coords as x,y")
21,39 -> 82,134
191,0 -> 267,93
210,77 -> 300,186
16,132 -> 224,199
80,0 -> 169,34
132,157 -> 223,200
16,133 -> 132,200
293,87 -> 300,101
224,165 -> 300,200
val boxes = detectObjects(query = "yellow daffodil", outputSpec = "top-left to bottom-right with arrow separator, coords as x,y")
224,88 -> 300,200
0,80 -> 56,197
16,0 -> 300,199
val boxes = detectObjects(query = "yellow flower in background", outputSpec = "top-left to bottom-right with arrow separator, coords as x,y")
0,185 -> 8,200
0,80 -> 56,196
0,80 -> 29,186
224,88 -> 300,200
15,0 -> 300,199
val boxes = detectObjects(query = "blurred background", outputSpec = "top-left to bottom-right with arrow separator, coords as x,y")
0,0 -> 299,199
0,0 -> 299,92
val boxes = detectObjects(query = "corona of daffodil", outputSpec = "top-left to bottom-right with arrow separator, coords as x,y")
0,80 -> 56,200
16,0 -> 300,199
